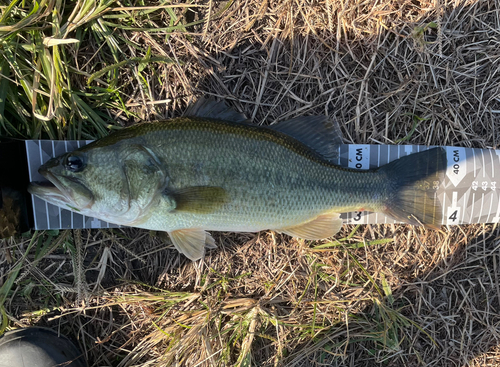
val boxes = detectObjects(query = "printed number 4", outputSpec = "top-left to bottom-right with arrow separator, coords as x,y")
449,210 -> 458,222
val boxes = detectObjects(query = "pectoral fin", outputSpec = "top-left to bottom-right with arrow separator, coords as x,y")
168,229 -> 215,260
166,186 -> 228,214
275,213 -> 343,240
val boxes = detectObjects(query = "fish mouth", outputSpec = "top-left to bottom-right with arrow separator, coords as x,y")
28,172 -> 93,210
28,180 -> 71,206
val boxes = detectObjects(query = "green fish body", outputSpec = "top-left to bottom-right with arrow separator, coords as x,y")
29,98 -> 446,260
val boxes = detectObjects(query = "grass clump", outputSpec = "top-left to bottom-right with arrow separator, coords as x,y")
0,0 -> 116,139
0,0 -> 208,139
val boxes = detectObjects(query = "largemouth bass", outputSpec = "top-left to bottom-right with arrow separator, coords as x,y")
29,98 -> 446,260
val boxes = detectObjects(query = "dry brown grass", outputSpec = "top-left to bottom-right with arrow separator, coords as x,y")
2,0 -> 500,366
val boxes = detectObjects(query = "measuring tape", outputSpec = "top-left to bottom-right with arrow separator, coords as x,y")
26,141 -> 500,229
339,144 -> 499,225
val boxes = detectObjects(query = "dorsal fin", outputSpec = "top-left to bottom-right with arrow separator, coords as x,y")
185,96 -> 249,123
268,116 -> 344,162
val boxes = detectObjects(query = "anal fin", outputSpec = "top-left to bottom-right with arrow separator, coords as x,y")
168,229 -> 215,260
275,213 -> 343,240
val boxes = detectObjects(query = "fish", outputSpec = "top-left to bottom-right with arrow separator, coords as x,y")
28,97 -> 446,260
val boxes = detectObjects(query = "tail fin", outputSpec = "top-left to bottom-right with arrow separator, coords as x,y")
378,147 -> 446,227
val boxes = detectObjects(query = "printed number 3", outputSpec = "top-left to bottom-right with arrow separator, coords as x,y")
353,211 -> 362,221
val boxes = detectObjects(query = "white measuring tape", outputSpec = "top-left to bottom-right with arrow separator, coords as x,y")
26,141 -> 500,229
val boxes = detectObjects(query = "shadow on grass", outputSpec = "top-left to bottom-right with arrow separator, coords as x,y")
280,224 -> 500,367
12,224 -> 496,367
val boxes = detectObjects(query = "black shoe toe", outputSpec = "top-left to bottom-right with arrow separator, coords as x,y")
0,327 -> 87,367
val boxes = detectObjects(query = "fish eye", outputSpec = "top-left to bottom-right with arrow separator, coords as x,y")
64,154 -> 86,172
